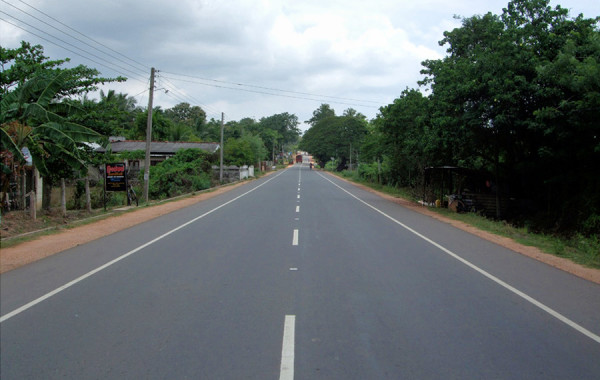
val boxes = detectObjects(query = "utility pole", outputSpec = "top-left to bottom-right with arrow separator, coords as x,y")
143,67 -> 155,203
219,112 -> 224,182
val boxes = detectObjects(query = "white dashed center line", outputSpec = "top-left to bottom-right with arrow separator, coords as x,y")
279,315 -> 295,380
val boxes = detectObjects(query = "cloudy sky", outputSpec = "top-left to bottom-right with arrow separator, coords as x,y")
2,0 -> 598,131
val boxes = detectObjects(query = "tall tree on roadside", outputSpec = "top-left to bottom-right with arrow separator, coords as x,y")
300,106 -> 367,170
377,89 -> 431,186
419,0 -> 600,227
306,104 -> 335,127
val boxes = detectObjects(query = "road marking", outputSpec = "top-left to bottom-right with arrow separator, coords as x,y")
0,170 -> 289,324
279,315 -> 295,380
292,229 -> 299,246
298,188 -> 300,192
289,268 -> 298,271
296,206 -> 300,212
297,194 -> 300,199
318,172 -> 600,344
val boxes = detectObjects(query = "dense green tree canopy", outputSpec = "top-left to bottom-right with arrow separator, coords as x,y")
361,0 -> 599,232
300,105 -> 367,169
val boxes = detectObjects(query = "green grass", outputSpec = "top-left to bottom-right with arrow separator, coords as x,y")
334,170 -> 600,270
339,170 -> 416,200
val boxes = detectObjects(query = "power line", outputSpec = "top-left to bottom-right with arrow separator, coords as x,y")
2,0 -> 148,75
12,0 -> 149,73
157,75 -> 223,118
161,71 -> 384,105
0,18 -> 143,87
0,14 -> 147,83
161,74 -> 381,109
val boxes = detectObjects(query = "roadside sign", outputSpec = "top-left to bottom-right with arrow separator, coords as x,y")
105,163 -> 127,192
21,147 -> 32,165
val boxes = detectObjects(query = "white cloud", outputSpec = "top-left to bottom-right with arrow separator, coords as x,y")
2,0 -> 599,130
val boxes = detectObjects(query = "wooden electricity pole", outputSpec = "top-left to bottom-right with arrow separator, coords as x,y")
143,67 -> 155,203
219,112 -> 224,182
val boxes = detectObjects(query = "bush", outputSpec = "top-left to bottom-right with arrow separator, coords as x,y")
358,162 -> 380,183
147,149 -> 214,199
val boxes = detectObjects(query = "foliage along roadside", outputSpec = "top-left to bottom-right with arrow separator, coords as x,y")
301,0 -> 600,238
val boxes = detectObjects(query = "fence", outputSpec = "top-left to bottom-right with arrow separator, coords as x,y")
212,165 -> 255,183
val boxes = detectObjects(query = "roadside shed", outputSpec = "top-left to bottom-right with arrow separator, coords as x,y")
424,166 -> 506,217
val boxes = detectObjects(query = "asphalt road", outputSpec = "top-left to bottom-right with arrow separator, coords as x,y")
2,164 -> 600,379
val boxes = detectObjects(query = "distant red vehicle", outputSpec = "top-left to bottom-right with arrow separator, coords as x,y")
296,154 -> 303,163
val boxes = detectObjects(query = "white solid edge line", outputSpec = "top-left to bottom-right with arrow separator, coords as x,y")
319,173 -> 600,344
0,170 -> 289,324
279,315 -> 295,380
292,229 -> 299,246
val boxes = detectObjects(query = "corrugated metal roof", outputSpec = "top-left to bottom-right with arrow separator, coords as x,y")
96,141 -> 220,154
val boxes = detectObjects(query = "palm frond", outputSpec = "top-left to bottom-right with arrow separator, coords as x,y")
0,127 -> 25,161
37,71 -> 69,108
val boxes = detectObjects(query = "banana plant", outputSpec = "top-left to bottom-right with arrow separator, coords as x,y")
1,70 -> 107,178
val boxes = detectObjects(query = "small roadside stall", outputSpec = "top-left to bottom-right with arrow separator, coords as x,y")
423,166 -> 504,217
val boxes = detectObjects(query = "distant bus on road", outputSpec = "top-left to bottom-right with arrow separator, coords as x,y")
296,154 -> 303,163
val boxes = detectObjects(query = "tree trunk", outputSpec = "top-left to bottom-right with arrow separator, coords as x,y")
20,171 -> 26,211
29,191 -> 36,220
494,146 -> 501,219
85,177 -> 91,212
61,178 -> 66,217
42,177 -> 53,210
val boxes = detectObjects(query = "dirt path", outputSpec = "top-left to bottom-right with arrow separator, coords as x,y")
2,171 -> 599,285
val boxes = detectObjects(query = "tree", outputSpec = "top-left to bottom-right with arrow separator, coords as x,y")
299,108 -> 367,170
298,115 -> 341,168
68,90 -> 139,137
1,42 -> 125,100
376,89 -> 431,186
306,104 -> 335,127
1,41 -> 67,97
196,117 -> 222,142
1,71 -> 108,209
165,102 -> 206,135
224,133 -> 266,167
133,107 -> 174,141
1,42 -> 124,210
258,113 -> 301,157
417,0 -> 600,229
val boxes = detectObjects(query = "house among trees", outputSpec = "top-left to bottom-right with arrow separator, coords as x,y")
95,137 -> 220,173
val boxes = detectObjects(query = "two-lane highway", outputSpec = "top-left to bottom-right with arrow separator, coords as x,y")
2,164 -> 599,379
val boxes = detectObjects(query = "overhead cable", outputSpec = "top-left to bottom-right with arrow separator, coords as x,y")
12,0 -> 149,73
161,74 -> 380,109
0,12 -> 146,82
161,71 -> 383,105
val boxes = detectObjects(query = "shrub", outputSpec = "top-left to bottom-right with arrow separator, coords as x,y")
147,149 -> 213,199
